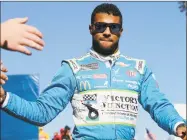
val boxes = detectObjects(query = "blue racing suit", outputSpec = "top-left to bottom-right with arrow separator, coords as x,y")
2,49 -> 185,140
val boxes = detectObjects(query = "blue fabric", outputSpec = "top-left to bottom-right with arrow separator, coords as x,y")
3,51 -> 185,140
1,74 -> 39,140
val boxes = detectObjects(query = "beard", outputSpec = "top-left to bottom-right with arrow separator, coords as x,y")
92,38 -> 119,56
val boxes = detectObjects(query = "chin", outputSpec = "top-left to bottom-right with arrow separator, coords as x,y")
100,46 -> 113,51
92,39 -> 118,55
99,43 -> 113,49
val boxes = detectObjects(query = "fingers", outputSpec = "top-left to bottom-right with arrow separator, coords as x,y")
1,64 -> 8,73
0,61 -> 8,85
14,45 -> 32,55
0,61 -> 8,72
14,17 -> 28,24
178,129 -> 187,139
25,25 -> 43,38
0,79 -> 8,85
0,72 -> 8,80
0,72 -> 8,85
0,86 -> 5,95
20,38 -> 43,51
24,32 -> 45,47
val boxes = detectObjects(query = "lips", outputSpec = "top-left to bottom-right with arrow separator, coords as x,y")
100,39 -> 112,42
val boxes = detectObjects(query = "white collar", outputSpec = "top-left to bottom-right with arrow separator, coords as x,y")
89,48 -> 120,62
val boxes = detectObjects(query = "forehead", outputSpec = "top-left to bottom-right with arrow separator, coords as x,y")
94,13 -> 121,24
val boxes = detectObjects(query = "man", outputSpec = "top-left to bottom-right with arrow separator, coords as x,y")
0,3 -> 186,140
61,126 -> 72,140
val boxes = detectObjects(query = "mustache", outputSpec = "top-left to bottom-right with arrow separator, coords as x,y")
99,38 -> 113,42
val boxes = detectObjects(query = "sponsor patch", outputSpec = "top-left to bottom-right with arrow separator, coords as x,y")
83,94 -> 97,101
113,68 -> 120,75
138,61 -> 143,71
127,84 -> 138,90
67,59 -> 80,73
79,81 -> 91,91
93,74 -> 107,79
126,70 -> 137,77
80,63 -> 99,70
125,80 -> 140,85
76,75 -> 92,79
116,62 -> 130,67
112,77 -> 124,82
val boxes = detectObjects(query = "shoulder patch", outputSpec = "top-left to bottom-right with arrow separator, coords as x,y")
135,59 -> 146,74
121,55 -> 146,74
65,58 -> 80,74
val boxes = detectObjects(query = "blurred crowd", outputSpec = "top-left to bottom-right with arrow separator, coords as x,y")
39,125 -> 72,140
52,125 -> 72,140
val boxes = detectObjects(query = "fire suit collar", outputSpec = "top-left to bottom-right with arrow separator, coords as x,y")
89,49 -> 120,63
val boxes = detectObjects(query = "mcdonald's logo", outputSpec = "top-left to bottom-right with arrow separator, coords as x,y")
80,81 -> 91,91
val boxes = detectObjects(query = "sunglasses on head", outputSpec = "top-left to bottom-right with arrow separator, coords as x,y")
92,22 -> 122,34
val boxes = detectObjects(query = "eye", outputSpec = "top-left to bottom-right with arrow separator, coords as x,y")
95,23 -> 104,29
111,24 -> 117,29
111,24 -> 120,30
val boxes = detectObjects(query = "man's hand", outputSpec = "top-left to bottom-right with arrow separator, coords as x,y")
1,17 -> 45,55
176,124 -> 187,140
0,61 -> 8,85
0,61 -> 8,105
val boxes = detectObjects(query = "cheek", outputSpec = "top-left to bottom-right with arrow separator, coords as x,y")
112,35 -> 119,42
94,34 -> 102,40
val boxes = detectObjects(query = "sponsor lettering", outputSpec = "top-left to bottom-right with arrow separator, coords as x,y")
81,63 -> 99,70
101,95 -> 138,113
93,74 -> 107,79
80,81 -> 91,91
103,95 -> 138,104
138,61 -> 143,71
125,80 -> 139,85
113,68 -> 120,75
112,77 -> 124,82
126,70 -> 137,77
101,102 -> 138,112
76,75 -> 92,79
69,60 -> 78,70
127,84 -> 138,90
116,62 -> 130,67
72,91 -> 139,125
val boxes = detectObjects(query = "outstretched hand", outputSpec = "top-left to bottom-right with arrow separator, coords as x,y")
1,17 -> 45,55
0,60 -> 8,85
0,61 -> 8,105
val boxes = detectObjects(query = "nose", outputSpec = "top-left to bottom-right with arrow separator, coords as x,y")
103,27 -> 111,37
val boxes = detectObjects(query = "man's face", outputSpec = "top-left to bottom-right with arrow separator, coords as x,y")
90,13 -> 123,55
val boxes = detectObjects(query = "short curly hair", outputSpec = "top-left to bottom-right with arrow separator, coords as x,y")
91,3 -> 123,25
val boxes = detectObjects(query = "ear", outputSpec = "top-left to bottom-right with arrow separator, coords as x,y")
89,25 -> 94,35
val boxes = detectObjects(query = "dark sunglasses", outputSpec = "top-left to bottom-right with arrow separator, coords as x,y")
92,22 -> 122,34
